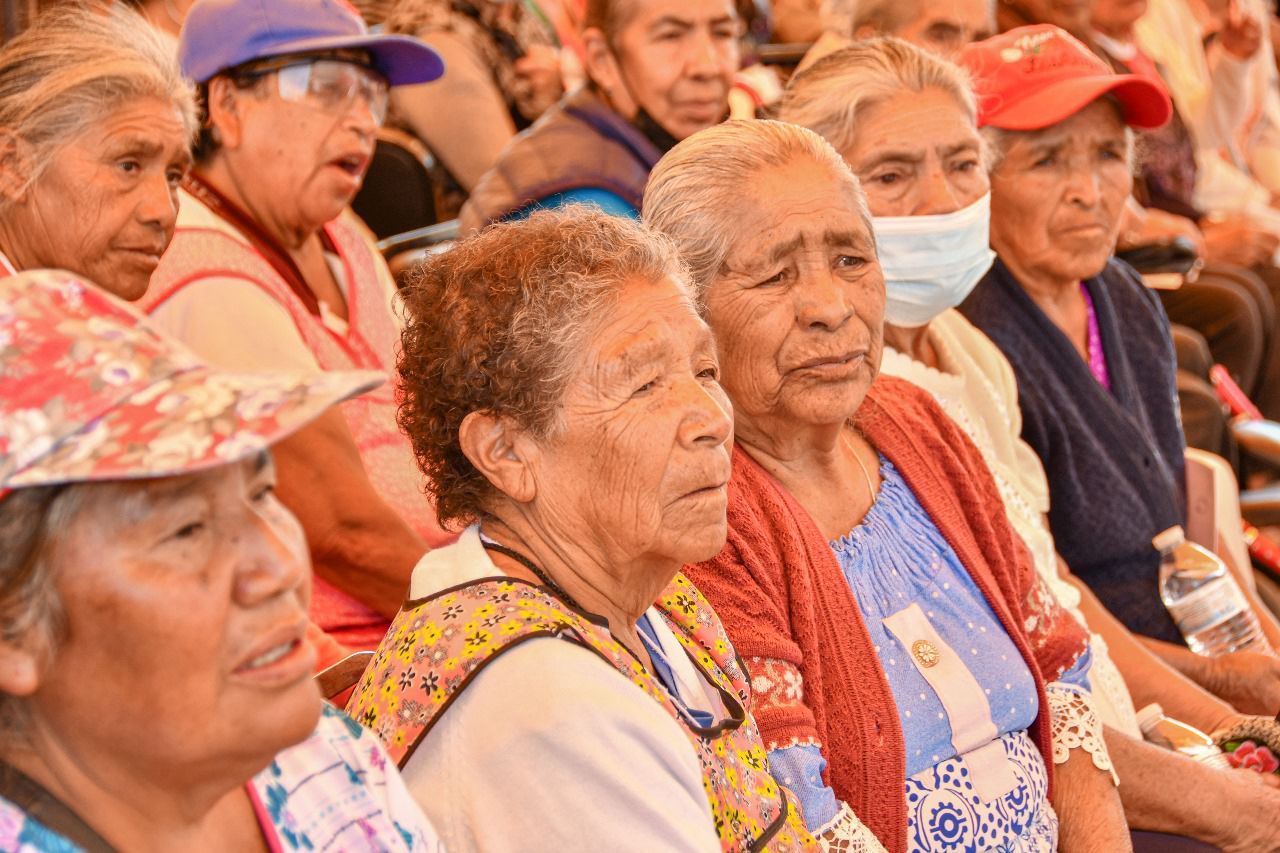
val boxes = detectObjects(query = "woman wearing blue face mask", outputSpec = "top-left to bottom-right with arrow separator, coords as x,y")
781,36 -> 1280,851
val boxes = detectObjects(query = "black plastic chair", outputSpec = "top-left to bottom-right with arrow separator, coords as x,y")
351,127 -> 439,241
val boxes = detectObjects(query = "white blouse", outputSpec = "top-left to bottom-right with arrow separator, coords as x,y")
400,528 -> 720,853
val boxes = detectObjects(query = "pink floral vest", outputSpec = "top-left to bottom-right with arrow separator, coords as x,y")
347,573 -> 815,852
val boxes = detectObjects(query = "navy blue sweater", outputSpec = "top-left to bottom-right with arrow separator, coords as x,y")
960,257 -> 1186,643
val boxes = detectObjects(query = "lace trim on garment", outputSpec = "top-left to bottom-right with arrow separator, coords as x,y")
815,801 -> 889,853
1047,683 -> 1118,784
1083,632 -> 1142,737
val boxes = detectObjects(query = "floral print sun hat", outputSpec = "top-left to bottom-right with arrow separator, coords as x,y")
0,269 -> 383,497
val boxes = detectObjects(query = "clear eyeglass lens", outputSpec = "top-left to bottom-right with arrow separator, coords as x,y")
275,60 -> 389,125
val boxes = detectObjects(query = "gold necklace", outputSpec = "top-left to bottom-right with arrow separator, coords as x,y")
841,428 -> 876,508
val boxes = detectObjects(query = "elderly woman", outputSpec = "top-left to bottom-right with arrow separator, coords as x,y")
141,0 -> 455,651
644,119 -> 1129,851
955,26 -> 1280,712
457,0 -> 741,231
779,36 -> 1280,851
347,208 -> 829,852
0,4 -> 193,298
0,269 -> 440,850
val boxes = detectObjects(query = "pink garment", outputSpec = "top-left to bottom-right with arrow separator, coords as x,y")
1082,282 -> 1112,390
142,191 -> 457,648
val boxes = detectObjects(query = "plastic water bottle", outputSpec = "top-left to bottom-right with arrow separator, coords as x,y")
1154,525 -> 1269,656
1136,703 -> 1233,770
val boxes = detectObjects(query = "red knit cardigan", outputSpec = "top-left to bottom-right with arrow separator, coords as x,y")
685,375 -> 1088,853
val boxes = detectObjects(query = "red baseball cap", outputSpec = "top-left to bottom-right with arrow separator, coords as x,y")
956,24 -> 1172,131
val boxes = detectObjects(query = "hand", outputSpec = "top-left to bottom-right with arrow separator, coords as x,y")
512,44 -> 564,121
1122,207 -> 1207,255
1212,774 -> 1280,852
1202,213 -> 1280,266
1203,649 -> 1280,715
1219,0 -> 1263,60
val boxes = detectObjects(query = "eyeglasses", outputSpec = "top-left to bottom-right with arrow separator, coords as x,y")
241,58 -> 389,126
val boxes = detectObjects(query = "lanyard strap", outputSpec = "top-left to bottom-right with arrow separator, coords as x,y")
0,763 -> 116,852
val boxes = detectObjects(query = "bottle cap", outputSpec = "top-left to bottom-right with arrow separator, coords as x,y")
1135,702 -> 1165,734
1152,526 -> 1186,553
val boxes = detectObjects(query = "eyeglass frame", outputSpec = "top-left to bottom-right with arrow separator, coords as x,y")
229,52 -> 390,126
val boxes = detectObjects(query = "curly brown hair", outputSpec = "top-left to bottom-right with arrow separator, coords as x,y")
397,206 -> 690,529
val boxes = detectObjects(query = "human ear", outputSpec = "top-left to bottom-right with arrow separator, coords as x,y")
458,411 -> 538,505
0,638 -> 42,699
582,27 -> 624,99
205,76 -> 247,151
0,130 -> 32,204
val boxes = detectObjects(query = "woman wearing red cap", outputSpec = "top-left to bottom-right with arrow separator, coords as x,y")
957,27 -> 1280,710
141,0 -> 455,652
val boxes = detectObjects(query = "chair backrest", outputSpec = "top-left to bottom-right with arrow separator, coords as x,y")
351,127 -> 439,240
378,219 -> 461,286
315,650 -> 375,702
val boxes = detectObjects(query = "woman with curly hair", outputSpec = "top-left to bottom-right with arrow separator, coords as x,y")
347,207 -> 862,852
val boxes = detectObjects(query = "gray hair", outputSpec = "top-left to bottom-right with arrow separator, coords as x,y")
642,119 -> 870,298
0,484 -> 81,744
778,38 -> 978,157
397,205 -> 692,528
0,3 -> 197,203
980,94 -> 1136,170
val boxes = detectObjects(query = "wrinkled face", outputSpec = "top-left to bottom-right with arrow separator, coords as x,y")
989,98 -> 1132,287
218,54 -> 383,236
1090,0 -> 1148,34
894,0 -> 995,55
29,454 -> 319,780
843,87 -> 989,217
529,274 -> 734,566
704,159 -> 885,436
5,98 -> 190,300
597,0 -> 740,141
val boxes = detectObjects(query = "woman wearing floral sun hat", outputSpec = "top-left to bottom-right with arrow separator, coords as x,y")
0,269 -> 444,851
142,0 -> 457,652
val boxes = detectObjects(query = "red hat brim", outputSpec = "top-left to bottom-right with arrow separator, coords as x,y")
981,73 -> 1172,131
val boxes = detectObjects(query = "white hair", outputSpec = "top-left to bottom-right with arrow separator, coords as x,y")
0,3 -> 196,203
778,37 -> 978,157
642,119 -> 870,300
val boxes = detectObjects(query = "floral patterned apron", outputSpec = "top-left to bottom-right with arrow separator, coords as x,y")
347,573 -> 815,852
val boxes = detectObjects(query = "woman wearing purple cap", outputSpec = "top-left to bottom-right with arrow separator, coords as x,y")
0,269 -> 443,850
142,0 -> 455,653
957,27 -> 1280,712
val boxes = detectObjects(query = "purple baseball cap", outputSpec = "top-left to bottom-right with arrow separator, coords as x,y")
179,0 -> 445,86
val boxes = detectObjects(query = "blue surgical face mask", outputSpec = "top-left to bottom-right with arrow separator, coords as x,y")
871,192 -> 996,329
